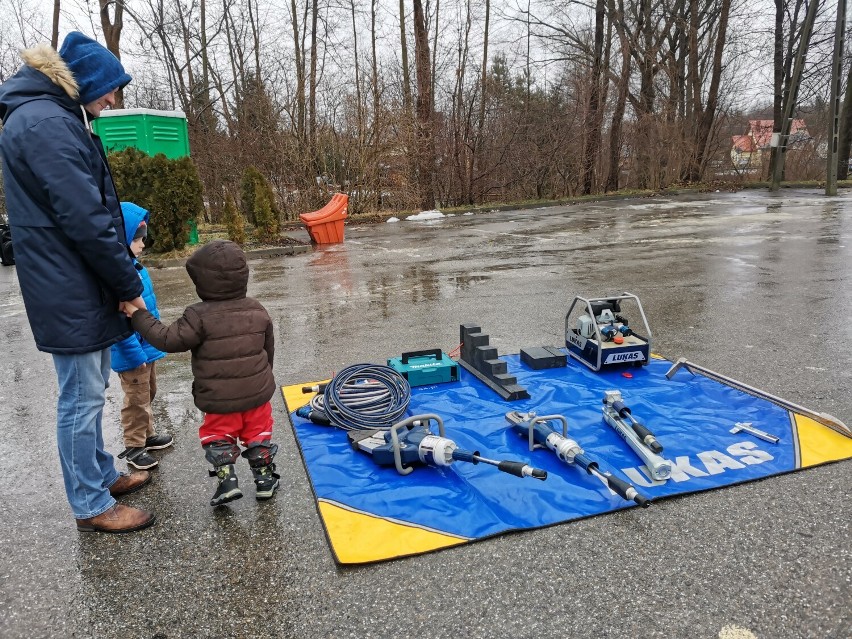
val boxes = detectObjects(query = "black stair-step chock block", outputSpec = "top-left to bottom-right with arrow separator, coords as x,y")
458,324 -> 530,401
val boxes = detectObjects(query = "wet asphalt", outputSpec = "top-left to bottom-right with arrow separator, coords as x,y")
0,188 -> 850,639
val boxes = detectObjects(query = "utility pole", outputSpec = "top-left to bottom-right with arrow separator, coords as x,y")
827,0 -> 847,196
771,0 -> 820,192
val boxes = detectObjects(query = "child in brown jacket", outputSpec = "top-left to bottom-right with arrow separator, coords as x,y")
124,240 -> 279,506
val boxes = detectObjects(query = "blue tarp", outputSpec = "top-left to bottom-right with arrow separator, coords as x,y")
284,355 -> 849,563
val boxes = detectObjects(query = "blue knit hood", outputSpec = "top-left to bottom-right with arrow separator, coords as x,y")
120,202 -> 149,247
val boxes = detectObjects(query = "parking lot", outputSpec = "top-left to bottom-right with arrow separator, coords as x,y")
0,188 -> 849,638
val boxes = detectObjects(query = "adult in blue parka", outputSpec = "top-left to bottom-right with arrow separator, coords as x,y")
0,33 -> 155,533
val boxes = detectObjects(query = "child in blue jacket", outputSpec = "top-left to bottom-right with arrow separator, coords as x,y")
111,202 -> 172,469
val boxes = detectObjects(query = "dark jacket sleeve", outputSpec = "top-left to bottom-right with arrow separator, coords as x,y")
131,307 -> 203,353
25,116 -> 142,301
264,317 -> 274,367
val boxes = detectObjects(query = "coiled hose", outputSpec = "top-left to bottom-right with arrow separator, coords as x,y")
308,363 -> 411,431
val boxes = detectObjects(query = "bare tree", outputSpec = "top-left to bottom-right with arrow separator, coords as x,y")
399,0 -> 411,114
51,0 -> 60,49
99,0 -> 125,107
413,0 -> 436,210
290,0 -> 306,140
580,0 -> 606,195
308,0 -> 318,147
683,0 -> 732,182
470,0 -> 489,203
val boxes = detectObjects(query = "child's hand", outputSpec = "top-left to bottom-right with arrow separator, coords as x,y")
119,301 -> 140,318
119,296 -> 147,318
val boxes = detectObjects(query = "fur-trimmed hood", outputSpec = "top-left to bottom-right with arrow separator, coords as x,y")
21,44 -> 79,99
0,44 -> 79,124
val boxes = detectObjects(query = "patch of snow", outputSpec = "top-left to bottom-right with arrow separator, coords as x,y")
407,209 -> 445,220
386,217 -> 400,223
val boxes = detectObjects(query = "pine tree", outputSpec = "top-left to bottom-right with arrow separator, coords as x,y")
224,192 -> 246,245
110,149 -> 204,253
253,183 -> 278,243
241,166 -> 264,225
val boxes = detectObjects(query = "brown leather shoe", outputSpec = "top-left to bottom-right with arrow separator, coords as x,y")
109,471 -> 151,497
76,504 -> 156,533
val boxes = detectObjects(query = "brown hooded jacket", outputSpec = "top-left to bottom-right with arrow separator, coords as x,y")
131,240 -> 275,414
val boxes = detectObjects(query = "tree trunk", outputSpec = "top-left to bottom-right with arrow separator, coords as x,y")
838,54 -> 852,180
371,0 -> 380,140
309,0 -> 319,147
431,0 -> 440,110
451,2 -> 472,204
399,0 -> 412,114
98,0 -> 125,107
470,0 -> 489,204
177,10 -> 195,103
248,0 -> 262,82
580,0 -> 606,195
413,0 -> 436,210
351,1 -> 363,141
201,0 -> 209,94
371,0 -> 382,207
605,0 -> 631,192
636,0 -> 656,189
685,0 -> 731,182
51,0 -> 60,50
768,1 -> 784,179
290,0 -> 306,140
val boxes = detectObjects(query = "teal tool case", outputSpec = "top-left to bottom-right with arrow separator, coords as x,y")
387,350 -> 459,387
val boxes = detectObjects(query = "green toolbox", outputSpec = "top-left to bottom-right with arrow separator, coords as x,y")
387,350 -> 459,387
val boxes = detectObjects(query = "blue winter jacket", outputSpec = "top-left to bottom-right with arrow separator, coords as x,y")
0,45 -> 142,354
110,203 -> 165,372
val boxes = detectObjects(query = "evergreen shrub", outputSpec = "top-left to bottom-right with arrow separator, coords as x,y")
110,149 -> 204,253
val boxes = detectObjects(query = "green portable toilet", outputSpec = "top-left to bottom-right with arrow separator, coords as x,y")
92,108 -> 190,159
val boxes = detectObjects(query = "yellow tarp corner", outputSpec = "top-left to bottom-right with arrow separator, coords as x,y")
281,381 -> 330,412
795,414 -> 852,468
318,500 -> 469,564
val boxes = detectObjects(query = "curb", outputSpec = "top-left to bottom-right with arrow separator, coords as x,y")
146,243 -> 311,269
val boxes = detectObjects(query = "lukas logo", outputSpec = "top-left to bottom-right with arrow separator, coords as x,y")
604,351 -> 645,364
616,441 -> 776,489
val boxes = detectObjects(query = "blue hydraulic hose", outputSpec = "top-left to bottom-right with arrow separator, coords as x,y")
308,363 -> 411,431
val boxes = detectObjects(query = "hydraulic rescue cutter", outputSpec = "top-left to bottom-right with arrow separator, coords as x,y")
348,414 -> 548,480
505,410 -> 650,507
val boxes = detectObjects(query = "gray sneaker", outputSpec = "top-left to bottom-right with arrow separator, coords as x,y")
123,447 -> 159,470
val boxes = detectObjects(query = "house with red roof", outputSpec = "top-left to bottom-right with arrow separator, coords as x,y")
731,119 -> 810,169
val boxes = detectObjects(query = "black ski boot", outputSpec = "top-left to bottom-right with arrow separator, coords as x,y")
242,442 -> 280,501
251,463 -> 280,501
209,464 -> 242,506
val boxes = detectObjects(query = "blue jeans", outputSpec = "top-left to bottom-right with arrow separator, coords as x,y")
52,349 -> 120,519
